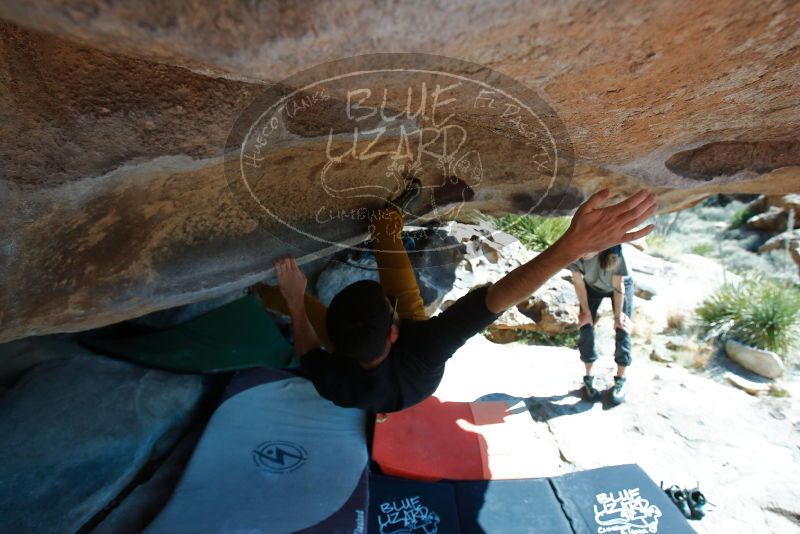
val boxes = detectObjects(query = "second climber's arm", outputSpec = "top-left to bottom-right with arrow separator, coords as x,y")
612,275 -> 632,332
274,256 -> 321,357
572,271 -> 593,326
612,275 -> 624,322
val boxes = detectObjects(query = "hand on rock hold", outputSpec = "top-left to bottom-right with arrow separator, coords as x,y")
274,256 -> 307,310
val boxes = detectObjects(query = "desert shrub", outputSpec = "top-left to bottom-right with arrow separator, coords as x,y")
730,207 -> 754,228
769,384 -> 790,398
690,243 -> 714,256
696,278 -> 800,357
646,233 -> 667,249
516,329 -> 580,349
494,214 -> 570,251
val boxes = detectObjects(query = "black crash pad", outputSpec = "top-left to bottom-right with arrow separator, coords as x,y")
549,464 -> 696,534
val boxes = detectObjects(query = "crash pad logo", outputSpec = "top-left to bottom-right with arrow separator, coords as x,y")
377,495 -> 440,534
252,440 -> 308,474
593,487 -> 662,534
225,53 -> 573,264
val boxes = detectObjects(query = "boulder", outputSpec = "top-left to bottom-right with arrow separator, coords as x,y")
314,228 -> 462,313
435,223 -> 581,339
746,193 -> 799,217
757,229 -> 800,254
483,328 -> 519,345
747,206 -> 794,232
0,338 -> 207,533
1,1 -> 799,342
485,307 -> 539,344
770,193 -> 800,219
747,195 -> 769,214
314,254 -> 381,306
724,339 -> 785,379
438,224 -> 537,312
633,279 -> 657,300
517,278 -> 580,336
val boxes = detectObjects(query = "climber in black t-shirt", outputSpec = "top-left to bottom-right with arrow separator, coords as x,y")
255,183 -> 657,413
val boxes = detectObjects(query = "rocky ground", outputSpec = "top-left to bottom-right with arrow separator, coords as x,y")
425,203 -> 800,533
0,337 -> 223,533
645,194 -> 799,283
435,335 -> 800,534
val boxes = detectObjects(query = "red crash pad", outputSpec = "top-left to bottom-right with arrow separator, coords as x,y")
372,396 -> 512,481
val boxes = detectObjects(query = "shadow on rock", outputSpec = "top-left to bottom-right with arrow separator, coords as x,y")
475,391 -> 594,422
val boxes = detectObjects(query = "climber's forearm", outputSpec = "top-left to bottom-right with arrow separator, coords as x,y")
485,237 -> 581,314
288,300 -> 321,357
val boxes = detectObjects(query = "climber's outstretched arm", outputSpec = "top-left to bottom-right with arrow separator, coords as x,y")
274,256 -> 321,357
485,190 -> 656,314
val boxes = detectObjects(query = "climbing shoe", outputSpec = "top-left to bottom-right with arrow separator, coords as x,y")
582,375 -> 600,402
610,376 -> 627,405
687,487 -> 708,519
664,485 -> 692,519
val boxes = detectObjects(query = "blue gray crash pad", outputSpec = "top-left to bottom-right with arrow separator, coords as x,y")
145,369 -> 369,533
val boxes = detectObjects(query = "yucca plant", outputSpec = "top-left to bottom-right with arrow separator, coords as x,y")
697,282 -> 749,335
697,277 -> 800,358
735,282 -> 800,356
729,207 -> 754,229
494,214 -> 571,251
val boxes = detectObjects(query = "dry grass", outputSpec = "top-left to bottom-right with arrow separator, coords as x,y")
691,344 -> 714,369
630,315 -> 656,344
666,310 -> 686,333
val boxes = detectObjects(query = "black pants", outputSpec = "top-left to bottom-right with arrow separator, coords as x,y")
578,277 -> 634,367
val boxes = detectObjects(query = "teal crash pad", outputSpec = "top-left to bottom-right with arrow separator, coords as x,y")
82,295 -> 294,373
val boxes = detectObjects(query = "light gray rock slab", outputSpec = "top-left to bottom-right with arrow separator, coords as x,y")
0,339 -> 206,534
724,372 -> 771,396
92,425 -> 205,534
